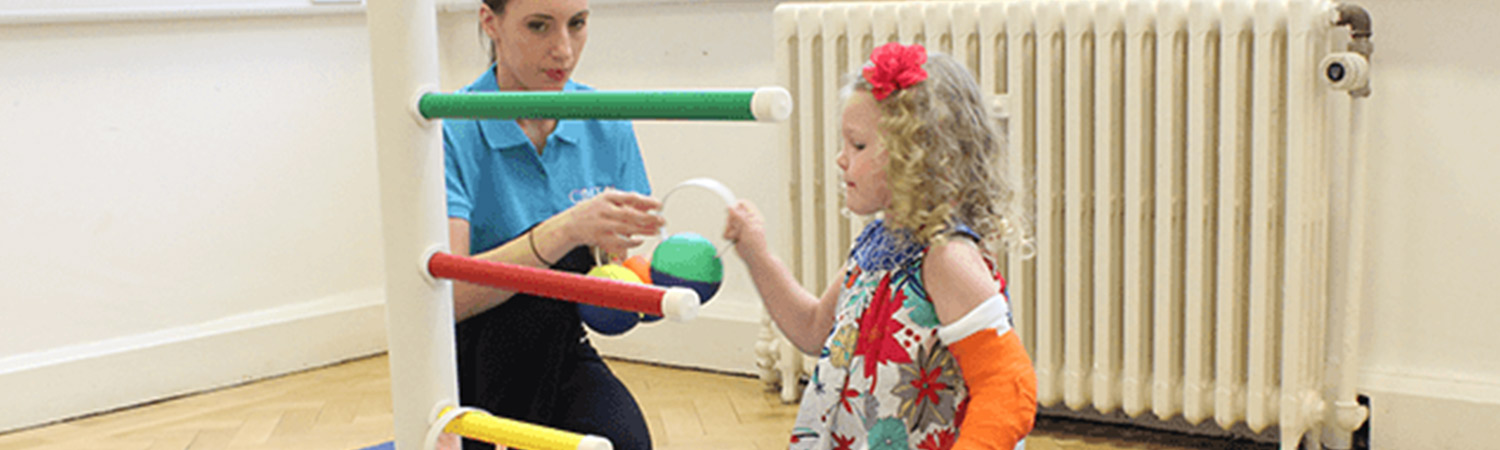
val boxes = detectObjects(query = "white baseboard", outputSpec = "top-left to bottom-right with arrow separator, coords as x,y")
1362,369 -> 1500,449
588,299 -> 763,376
1365,388 -> 1500,449
0,288 -> 388,433
1362,368 -> 1500,405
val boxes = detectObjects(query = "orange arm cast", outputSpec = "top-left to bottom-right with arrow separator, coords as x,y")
948,329 -> 1037,450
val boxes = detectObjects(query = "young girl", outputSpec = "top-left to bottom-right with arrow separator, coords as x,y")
724,43 -> 1037,450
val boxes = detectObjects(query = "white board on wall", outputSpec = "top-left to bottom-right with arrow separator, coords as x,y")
0,0 -> 774,25
0,0 -> 362,24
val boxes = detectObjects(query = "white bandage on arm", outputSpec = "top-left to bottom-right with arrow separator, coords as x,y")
936,293 -> 1013,345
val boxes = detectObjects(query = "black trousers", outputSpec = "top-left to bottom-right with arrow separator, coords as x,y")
456,246 -> 651,450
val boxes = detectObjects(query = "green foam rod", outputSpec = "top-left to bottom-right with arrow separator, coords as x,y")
418,87 -> 791,122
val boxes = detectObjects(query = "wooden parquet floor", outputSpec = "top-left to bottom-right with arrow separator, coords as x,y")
0,354 -> 1214,450
0,355 -> 395,450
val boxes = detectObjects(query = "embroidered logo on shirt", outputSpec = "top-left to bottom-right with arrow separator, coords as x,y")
568,185 -> 613,204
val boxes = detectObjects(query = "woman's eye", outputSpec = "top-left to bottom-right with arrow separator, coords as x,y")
852,143 -> 866,151
569,18 -> 587,29
528,21 -> 548,32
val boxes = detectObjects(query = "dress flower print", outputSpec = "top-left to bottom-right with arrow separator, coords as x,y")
789,220 -> 975,450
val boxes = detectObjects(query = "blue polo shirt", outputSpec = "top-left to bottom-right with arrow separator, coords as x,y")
444,68 -> 651,254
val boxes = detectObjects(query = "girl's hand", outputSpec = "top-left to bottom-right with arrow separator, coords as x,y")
724,200 -> 769,259
557,189 -> 665,256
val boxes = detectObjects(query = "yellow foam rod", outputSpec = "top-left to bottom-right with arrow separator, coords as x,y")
442,408 -> 612,450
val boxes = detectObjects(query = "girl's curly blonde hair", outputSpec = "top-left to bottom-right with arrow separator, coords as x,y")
846,52 -> 1033,258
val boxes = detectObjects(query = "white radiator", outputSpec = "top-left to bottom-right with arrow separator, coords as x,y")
758,1 -> 1373,449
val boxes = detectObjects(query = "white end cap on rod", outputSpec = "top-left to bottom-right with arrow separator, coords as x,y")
660,287 -> 701,323
410,85 -> 439,126
751,86 -> 793,122
424,404 -> 477,450
578,435 -> 614,450
420,244 -> 449,286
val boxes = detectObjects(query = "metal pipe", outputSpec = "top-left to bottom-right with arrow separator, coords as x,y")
1336,3 -> 1374,97
1327,4 -> 1374,449
1325,94 -> 1372,450
1334,4 -> 1372,42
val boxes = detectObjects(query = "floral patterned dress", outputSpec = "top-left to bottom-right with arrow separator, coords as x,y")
790,219 -> 998,450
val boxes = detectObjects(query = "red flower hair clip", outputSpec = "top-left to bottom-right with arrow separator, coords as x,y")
862,42 -> 928,101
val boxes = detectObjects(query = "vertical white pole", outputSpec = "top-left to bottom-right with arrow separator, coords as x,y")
367,1 -> 456,450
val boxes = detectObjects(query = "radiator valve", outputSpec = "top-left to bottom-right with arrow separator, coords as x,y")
1320,52 -> 1370,93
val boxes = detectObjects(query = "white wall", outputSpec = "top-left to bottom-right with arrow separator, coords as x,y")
0,0 -> 785,433
1354,0 -> 1500,448
0,8 -> 387,432
4,0 -> 1500,448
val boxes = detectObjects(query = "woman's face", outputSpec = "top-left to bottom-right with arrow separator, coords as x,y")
481,0 -> 590,91
837,91 -> 891,216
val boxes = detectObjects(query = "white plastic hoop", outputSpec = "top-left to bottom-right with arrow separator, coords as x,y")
656,177 -> 737,257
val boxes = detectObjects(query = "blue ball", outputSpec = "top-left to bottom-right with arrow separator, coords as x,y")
579,264 -> 643,335
639,311 -> 664,323
649,269 -> 722,305
579,303 -> 640,335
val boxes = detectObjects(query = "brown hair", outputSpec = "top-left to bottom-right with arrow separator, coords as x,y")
480,0 -> 509,64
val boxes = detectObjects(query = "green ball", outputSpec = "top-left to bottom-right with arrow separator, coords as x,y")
650,232 -> 724,304
650,232 -> 723,284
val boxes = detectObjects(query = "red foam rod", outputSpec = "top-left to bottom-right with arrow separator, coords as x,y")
427,252 -> 665,316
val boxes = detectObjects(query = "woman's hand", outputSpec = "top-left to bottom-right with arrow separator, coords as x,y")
556,189 -> 665,257
724,200 -> 770,259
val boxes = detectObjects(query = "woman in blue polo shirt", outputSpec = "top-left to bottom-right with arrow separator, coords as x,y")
442,0 -> 662,449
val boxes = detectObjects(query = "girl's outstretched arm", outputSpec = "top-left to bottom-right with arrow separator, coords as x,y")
724,200 -> 841,354
924,239 -> 1037,450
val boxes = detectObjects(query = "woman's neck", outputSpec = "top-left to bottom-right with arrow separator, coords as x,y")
516,118 -> 557,155
493,68 -> 561,154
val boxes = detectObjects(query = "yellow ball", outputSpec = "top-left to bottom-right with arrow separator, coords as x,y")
581,264 -> 643,335
588,264 -> 643,283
